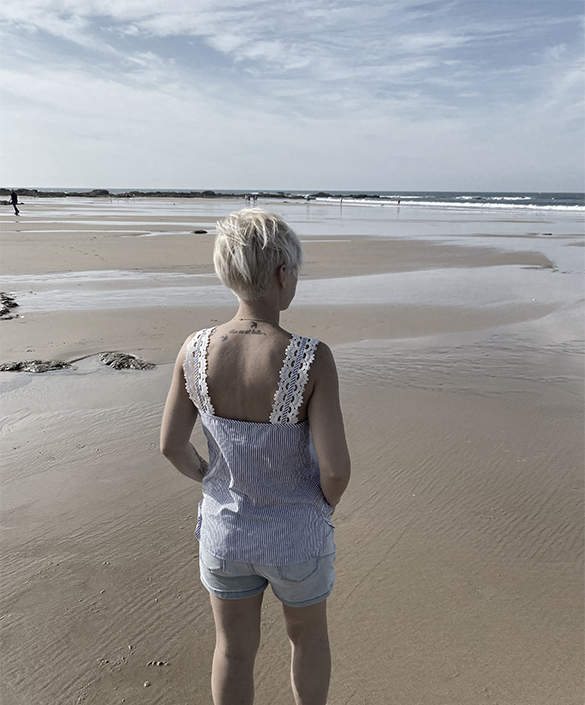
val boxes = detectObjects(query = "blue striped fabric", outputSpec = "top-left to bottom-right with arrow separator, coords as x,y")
185,330 -> 334,565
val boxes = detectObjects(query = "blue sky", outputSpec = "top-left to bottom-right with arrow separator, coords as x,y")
1,0 -> 583,191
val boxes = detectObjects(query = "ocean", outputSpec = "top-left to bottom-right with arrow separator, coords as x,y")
8,188 -> 585,212
308,190 -> 584,212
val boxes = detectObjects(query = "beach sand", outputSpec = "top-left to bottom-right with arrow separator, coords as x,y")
1,198 -> 583,704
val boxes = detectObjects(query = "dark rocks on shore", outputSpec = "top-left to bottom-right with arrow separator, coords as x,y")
306,192 -> 384,200
1,188 -> 308,201
85,189 -> 111,197
1,293 -> 19,319
99,352 -> 155,370
252,191 -> 289,199
193,229 -> 208,234
0,360 -> 73,373
1,187 -> 393,202
0,352 -> 156,373
0,188 -> 236,199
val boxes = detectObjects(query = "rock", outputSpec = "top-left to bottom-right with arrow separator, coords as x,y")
0,360 -> 73,373
0,188 -> 324,202
1,292 -> 19,319
99,352 -> 155,370
86,189 -> 110,197
193,229 -> 208,234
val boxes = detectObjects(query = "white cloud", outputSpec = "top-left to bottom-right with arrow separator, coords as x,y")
0,0 -> 583,190
396,31 -> 471,53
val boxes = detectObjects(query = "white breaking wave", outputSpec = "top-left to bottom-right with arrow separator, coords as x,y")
315,197 -> 583,212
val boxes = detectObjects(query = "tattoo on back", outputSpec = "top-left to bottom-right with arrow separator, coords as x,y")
228,327 -> 266,336
220,321 -> 267,340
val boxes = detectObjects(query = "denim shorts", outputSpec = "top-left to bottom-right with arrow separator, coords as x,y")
199,527 -> 336,608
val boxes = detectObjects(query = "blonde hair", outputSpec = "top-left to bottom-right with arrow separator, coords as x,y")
214,208 -> 303,300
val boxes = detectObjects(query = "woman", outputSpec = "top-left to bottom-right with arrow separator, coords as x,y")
161,208 -> 351,705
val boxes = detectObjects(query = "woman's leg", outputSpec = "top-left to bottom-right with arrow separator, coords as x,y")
209,592 -> 264,705
282,600 -> 330,705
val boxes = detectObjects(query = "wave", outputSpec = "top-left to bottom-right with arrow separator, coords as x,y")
314,196 -> 584,212
454,195 -> 532,202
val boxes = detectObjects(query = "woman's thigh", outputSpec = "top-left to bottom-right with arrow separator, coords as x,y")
210,592 -> 264,653
282,598 -> 329,642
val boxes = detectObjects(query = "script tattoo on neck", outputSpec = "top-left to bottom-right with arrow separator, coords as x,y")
225,321 -> 267,338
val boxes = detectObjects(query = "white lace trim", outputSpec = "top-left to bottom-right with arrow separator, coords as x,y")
183,328 -> 216,415
269,335 -> 319,424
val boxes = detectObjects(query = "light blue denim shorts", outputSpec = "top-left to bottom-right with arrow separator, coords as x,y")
199,527 -> 335,608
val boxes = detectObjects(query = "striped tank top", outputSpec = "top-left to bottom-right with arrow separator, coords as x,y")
183,328 -> 334,565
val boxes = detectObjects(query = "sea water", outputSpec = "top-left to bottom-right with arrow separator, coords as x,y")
1,194 -> 583,313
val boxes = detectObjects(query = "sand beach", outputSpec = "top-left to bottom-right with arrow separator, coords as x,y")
1,196 -> 583,704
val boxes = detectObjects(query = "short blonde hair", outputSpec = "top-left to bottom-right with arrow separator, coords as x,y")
214,208 -> 303,300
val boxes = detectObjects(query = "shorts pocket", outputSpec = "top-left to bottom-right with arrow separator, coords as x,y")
199,548 -> 226,574
277,557 -> 319,583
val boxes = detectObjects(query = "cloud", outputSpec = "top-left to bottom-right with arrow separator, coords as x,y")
0,0 -> 583,190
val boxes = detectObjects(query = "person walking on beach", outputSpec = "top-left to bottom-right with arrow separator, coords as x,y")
10,190 -> 19,216
161,208 -> 351,704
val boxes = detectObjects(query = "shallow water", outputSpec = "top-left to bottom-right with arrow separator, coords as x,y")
1,264 -> 582,314
1,197 -> 583,354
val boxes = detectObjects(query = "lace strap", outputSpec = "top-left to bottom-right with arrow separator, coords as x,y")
183,328 -> 216,415
269,335 -> 319,424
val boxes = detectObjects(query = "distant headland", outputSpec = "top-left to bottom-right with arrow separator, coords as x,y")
0,188 -> 384,201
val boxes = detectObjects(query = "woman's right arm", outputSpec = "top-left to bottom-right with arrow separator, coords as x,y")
307,343 -> 351,509
160,337 -> 208,483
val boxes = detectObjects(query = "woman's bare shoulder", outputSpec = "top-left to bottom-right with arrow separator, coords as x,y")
309,339 -> 338,381
180,330 -> 200,350
174,328 -> 209,364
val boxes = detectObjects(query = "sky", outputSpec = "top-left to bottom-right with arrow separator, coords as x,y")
1,0 -> 584,192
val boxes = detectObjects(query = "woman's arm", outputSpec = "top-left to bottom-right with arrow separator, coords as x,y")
307,343 -> 351,509
160,338 -> 208,483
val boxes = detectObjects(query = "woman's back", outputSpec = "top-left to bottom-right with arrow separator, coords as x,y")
183,320 -> 330,565
201,319 -> 316,424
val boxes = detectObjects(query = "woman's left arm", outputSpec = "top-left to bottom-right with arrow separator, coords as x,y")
160,339 -> 208,483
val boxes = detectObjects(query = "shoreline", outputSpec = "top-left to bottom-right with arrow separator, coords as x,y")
2,189 -> 583,217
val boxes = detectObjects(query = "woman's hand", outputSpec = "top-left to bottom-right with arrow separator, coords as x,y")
195,448 -> 209,480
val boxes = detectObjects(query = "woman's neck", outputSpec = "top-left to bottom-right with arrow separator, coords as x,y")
233,301 -> 280,326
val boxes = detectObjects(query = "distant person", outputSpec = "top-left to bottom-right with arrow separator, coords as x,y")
397,198 -> 401,207
161,208 -> 351,704
10,190 -> 19,216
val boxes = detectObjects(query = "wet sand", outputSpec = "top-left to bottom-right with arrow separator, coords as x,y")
1,198 -> 583,704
